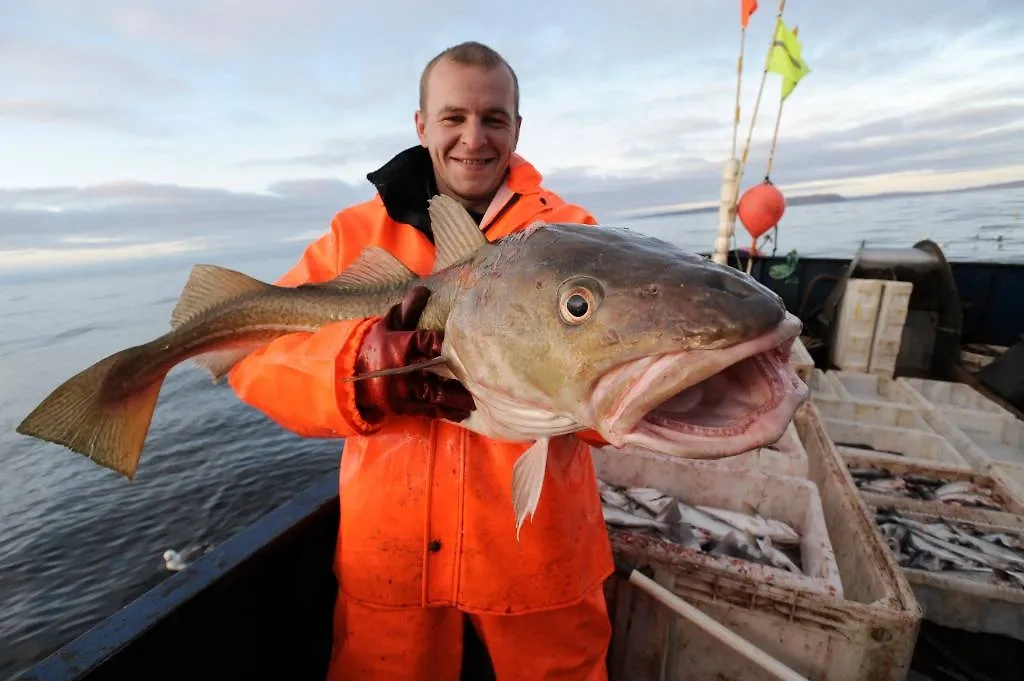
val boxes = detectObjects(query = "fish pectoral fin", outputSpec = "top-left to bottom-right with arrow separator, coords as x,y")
511,437 -> 550,542
339,356 -> 449,382
427,195 -> 489,273
171,265 -> 272,329
308,247 -> 418,291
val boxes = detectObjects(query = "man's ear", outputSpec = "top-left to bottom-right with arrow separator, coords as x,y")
415,110 -> 428,146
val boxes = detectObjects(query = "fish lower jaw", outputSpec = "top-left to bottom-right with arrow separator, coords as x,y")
600,333 -> 809,458
629,358 -> 805,457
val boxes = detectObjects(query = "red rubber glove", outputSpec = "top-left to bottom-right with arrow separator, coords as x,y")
353,286 -> 476,424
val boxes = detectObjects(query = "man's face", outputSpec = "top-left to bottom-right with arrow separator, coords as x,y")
415,58 -> 521,213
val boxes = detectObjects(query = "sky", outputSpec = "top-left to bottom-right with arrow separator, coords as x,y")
2,0 -> 1023,272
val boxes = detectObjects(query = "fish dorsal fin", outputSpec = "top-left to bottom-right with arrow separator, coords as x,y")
427,194 -> 488,273
171,264 -> 271,329
307,247 -> 417,292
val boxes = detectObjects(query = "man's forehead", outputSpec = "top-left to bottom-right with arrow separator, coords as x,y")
436,102 -> 513,117
424,60 -> 516,114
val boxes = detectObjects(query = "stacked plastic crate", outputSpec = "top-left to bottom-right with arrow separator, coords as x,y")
795,273 -> 1024,651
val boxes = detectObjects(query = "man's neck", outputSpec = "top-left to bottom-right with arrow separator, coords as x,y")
366,145 -> 501,237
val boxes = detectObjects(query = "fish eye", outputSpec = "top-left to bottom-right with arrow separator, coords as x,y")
557,277 -> 603,326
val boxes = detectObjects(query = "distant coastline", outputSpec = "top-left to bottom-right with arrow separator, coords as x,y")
627,179 -> 1024,220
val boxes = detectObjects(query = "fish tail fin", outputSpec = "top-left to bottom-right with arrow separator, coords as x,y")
511,437 -> 550,542
16,348 -> 165,480
170,264 -> 271,329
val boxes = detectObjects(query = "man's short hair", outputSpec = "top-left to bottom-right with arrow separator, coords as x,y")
418,41 -> 520,115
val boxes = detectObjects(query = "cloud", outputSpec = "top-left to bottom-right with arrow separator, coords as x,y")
0,100 -> 169,137
2,0 -> 1023,263
0,178 -> 377,273
241,132 -> 418,169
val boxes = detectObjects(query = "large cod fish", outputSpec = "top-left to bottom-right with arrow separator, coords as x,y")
16,195 -> 809,536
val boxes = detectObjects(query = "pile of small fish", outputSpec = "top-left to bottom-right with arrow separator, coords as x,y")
874,508 -> 1024,587
597,479 -> 805,574
849,466 -> 1005,511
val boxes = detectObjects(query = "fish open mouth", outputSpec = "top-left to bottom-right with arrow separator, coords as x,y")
596,313 -> 808,458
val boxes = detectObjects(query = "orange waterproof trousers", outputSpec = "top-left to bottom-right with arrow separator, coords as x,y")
326,583 -> 612,681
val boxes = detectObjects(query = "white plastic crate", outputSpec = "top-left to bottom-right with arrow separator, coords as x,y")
596,413 -> 922,681
832,278 -> 884,372
809,368 -> 840,399
868,281 -> 913,377
823,418 -> 972,470
991,462 -> 1024,508
840,449 -> 1024,530
812,394 -> 934,432
864,503 -> 1024,643
592,448 -> 841,598
898,376 -> 1016,418
789,336 -> 814,384
826,371 -> 920,407
956,414 -> 1024,468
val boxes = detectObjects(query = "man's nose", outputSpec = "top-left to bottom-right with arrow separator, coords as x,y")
460,120 -> 486,148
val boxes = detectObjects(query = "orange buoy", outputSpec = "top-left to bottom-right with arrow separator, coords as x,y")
737,181 -> 786,240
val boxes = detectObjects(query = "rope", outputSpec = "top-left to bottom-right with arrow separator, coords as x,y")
732,0 -> 788,205
735,0 -> 788,274
731,26 -> 747,159
753,24 -> 802,270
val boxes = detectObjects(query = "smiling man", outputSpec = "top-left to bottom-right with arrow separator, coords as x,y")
227,41 -> 615,680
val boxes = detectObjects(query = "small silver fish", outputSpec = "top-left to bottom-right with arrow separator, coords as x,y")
673,501 -> 738,540
755,537 -> 802,573
696,505 -> 801,546
624,487 -> 676,516
934,491 -> 1003,510
598,480 -> 632,509
602,505 -> 670,530
859,478 -> 908,495
948,525 -> 1024,569
710,530 -> 764,564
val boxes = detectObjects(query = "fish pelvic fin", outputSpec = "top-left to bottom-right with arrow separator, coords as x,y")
306,247 -> 418,292
15,349 -> 163,480
511,437 -> 550,542
171,265 -> 272,329
339,356 -> 448,382
427,194 -> 489,273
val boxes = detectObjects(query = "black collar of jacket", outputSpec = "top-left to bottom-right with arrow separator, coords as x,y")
366,145 -> 490,241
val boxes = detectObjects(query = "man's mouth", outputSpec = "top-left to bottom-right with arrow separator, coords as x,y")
451,157 -> 495,168
593,313 -> 809,457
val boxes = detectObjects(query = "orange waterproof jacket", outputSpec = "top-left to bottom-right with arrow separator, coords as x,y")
228,146 -> 614,614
